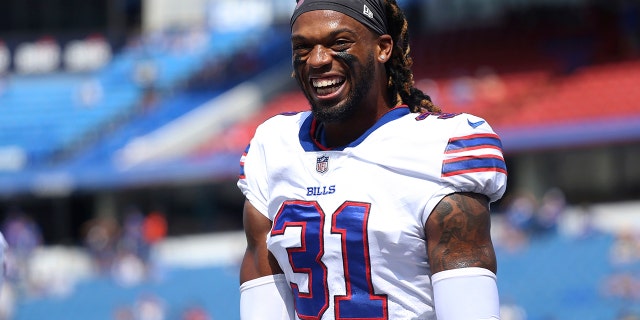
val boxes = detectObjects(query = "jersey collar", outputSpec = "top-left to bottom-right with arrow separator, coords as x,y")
299,105 -> 411,152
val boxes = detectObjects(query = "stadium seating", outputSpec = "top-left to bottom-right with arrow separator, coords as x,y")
3,18 -> 639,186
511,60 -> 640,126
0,28 -> 271,171
0,74 -> 140,165
190,56 -> 640,157
193,91 -> 311,155
497,232 -> 620,320
64,91 -> 223,169
67,29 -> 289,160
12,265 -> 240,320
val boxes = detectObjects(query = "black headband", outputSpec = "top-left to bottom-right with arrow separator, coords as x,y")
291,0 -> 388,35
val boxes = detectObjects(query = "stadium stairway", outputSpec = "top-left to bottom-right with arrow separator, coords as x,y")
58,28 -> 292,177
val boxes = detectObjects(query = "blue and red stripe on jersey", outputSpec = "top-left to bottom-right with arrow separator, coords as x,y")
442,134 -> 507,177
239,143 -> 250,179
444,133 -> 503,153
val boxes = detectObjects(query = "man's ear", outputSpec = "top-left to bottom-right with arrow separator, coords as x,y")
377,34 -> 393,63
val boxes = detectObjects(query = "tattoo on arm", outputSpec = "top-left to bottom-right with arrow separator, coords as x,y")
426,193 -> 497,274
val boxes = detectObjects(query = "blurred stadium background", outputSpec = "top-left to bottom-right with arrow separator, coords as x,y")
0,0 -> 639,319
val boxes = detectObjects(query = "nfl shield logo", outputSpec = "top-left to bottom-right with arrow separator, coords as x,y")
316,155 -> 329,174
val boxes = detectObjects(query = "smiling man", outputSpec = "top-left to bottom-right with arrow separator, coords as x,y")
237,0 -> 508,319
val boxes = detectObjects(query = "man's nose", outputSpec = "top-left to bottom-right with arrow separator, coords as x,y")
308,45 -> 331,68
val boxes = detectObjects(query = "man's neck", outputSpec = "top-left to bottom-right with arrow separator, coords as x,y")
321,103 -> 391,148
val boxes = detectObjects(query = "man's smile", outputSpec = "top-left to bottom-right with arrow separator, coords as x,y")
311,76 -> 346,98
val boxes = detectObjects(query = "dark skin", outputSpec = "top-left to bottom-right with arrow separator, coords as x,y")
240,199 -> 282,283
426,193 -> 497,274
240,10 -> 497,286
291,10 -> 394,148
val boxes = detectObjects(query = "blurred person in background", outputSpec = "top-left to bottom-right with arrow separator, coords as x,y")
602,228 -> 640,303
0,231 -> 6,293
180,303 -> 212,320
133,292 -> 166,320
617,310 -> 640,320
504,190 -> 538,235
0,232 -> 11,320
609,229 -> 640,267
82,215 -> 119,275
1,208 -> 42,297
142,210 -> 167,251
532,187 -> 565,235
141,209 -> 167,280
237,0 -> 508,319
119,207 -> 147,265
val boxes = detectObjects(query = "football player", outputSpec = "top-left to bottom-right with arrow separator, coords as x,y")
238,0 -> 507,319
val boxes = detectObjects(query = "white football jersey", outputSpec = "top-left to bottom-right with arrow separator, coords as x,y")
238,106 -> 507,320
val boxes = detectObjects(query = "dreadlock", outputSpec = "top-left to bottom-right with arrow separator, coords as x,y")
383,0 -> 440,113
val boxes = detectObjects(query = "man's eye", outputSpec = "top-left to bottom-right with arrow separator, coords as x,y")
333,40 -> 351,50
293,44 -> 311,53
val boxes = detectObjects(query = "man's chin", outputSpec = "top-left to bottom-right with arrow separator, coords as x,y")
311,103 -> 352,123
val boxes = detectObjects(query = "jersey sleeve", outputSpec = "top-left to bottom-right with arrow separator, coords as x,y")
424,114 -> 508,220
237,124 -> 270,219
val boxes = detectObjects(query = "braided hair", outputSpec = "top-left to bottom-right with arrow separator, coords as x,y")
383,0 -> 440,113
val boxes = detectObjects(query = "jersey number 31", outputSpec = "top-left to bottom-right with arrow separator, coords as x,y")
272,200 -> 388,320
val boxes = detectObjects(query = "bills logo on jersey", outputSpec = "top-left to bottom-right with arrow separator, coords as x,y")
316,155 -> 329,174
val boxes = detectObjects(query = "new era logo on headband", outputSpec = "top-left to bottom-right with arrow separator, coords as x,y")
363,4 -> 374,19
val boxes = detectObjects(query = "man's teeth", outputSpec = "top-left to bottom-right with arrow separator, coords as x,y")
313,78 -> 343,88
317,87 -> 336,96
312,78 -> 344,96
